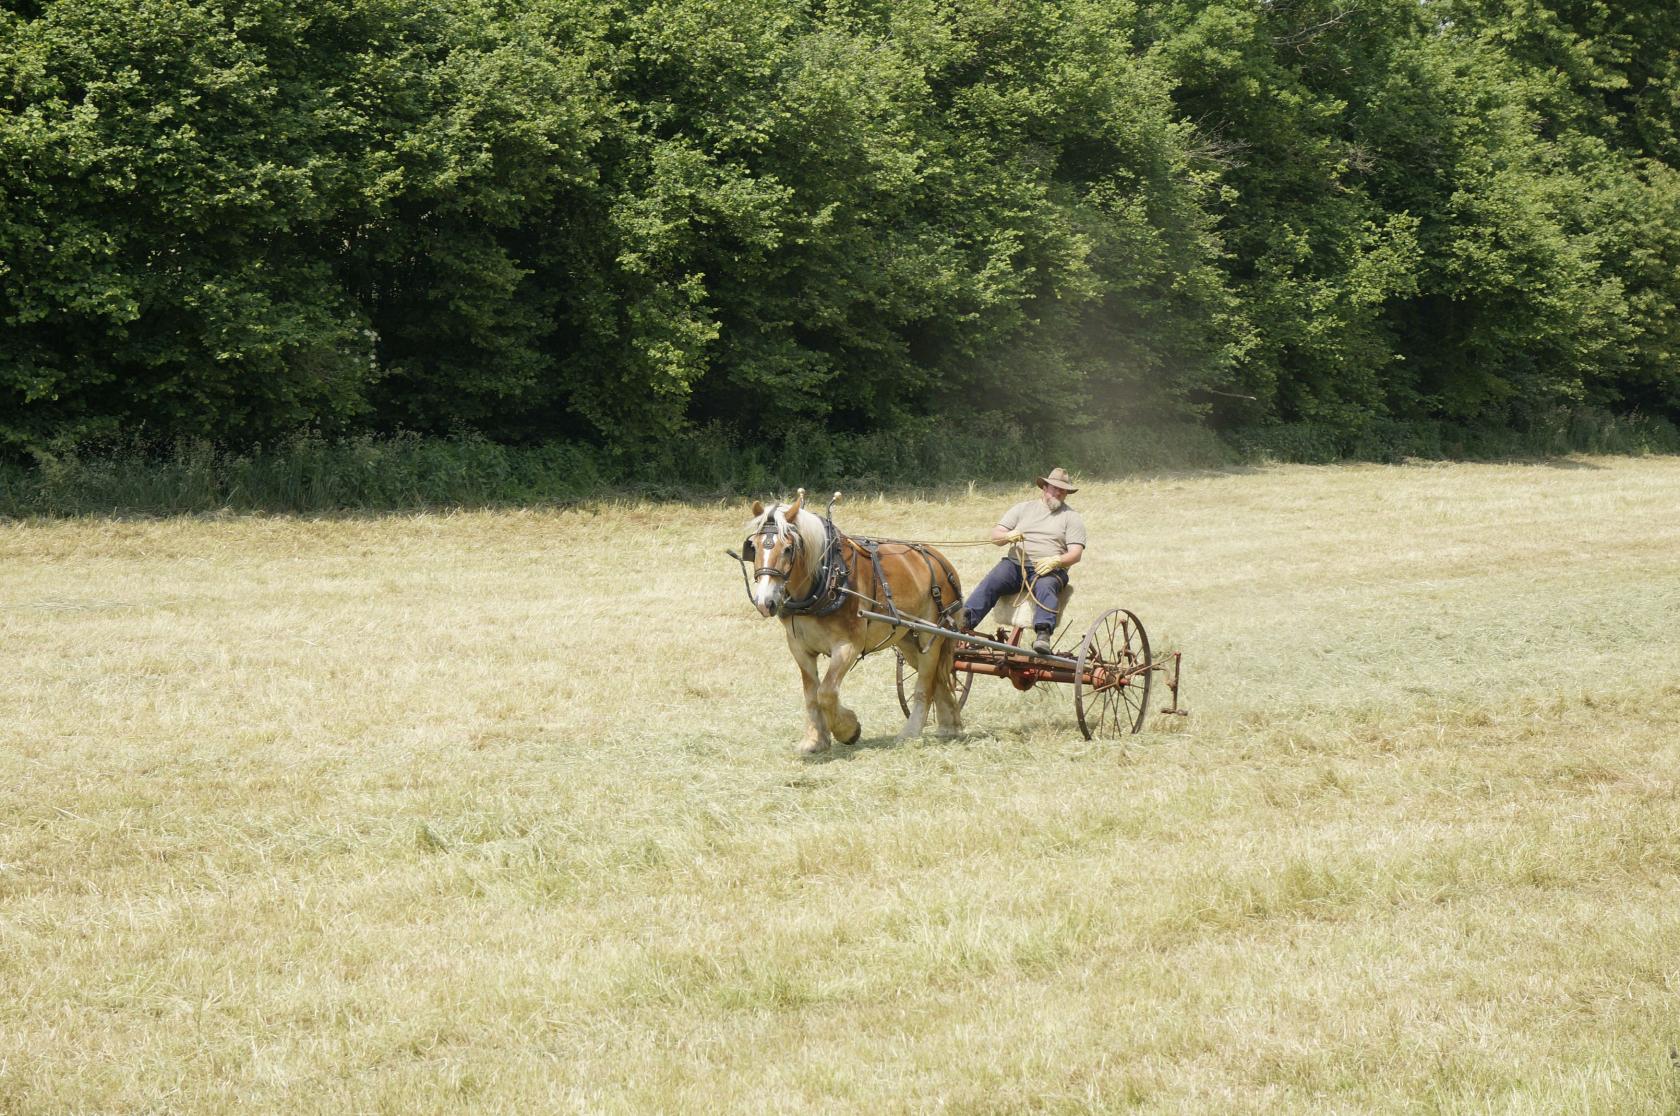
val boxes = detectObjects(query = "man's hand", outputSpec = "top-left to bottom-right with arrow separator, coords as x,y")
1033,553 -> 1065,576
1005,530 -> 1026,544
993,526 -> 1026,546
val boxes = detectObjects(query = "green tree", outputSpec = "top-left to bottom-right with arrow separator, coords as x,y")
1426,0 -> 1680,416
540,0 -> 1237,447
1140,0 -> 1429,428
1,0 -> 378,450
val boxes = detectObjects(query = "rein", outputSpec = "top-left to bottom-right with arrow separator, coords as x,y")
866,535 -> 994,548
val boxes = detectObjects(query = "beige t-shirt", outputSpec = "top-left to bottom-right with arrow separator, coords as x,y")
999,499 -> 1088,562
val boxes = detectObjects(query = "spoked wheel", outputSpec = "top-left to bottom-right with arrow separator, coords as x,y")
1075,608 -> 1152,739
895,643 -> 975,717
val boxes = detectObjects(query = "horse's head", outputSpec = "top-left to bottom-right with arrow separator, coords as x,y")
743,490 -> 809,617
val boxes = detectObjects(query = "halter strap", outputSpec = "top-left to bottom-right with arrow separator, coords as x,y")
750,512 -> 802,582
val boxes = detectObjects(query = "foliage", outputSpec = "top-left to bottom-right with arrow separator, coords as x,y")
2,0 -> 1678,467
1138,0 -> 1680,438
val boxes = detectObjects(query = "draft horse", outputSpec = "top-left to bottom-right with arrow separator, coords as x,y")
740,490 -> 964,754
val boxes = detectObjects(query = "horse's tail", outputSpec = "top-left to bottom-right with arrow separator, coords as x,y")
935,620 -> 959,703
921,544 -> 964,710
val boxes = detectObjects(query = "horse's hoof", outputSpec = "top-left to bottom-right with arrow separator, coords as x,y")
840,722 -> 863,746
798,738 -> 831,756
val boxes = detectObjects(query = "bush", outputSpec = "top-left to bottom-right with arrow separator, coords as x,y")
1227,409 -> 1680,466
0,423 -> 1234,517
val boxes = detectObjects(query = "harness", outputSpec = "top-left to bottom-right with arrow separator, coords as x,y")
782,520 -> 849,617
728,506 -> 965,645
848,535 -> 965,654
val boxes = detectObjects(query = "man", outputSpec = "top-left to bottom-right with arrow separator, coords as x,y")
959,467 -> 1087,655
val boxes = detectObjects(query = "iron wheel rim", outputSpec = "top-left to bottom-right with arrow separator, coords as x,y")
896,645 -> 973,717
1075,608 -> 1152,738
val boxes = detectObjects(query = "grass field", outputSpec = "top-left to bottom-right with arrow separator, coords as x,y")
4,456 -> 1680,1113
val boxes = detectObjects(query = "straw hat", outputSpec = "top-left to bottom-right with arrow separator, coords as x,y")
1035,467 -> 1078,494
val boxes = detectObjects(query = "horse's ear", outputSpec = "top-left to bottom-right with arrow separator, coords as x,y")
751,500 -> 764,517
788,488 -> 805,519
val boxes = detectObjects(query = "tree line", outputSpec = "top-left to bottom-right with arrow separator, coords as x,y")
3,0 -> 1677,461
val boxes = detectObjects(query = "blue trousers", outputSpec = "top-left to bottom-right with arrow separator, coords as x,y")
962,558 -> 1067,632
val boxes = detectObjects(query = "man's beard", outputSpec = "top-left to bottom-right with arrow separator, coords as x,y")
1044,495 -> 1063,511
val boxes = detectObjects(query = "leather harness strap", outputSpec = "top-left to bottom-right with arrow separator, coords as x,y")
734,512 -> 968,655
777,514 -> 849,618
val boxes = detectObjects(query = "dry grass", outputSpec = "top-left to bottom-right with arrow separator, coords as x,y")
4,456 -> 1680,1113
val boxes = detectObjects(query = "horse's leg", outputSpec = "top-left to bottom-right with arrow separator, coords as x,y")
929,634 -> 963,737
819,642 -> 863,747
790,643 -> 831,755
908,635 -> 952,739
897,639 -> 933,740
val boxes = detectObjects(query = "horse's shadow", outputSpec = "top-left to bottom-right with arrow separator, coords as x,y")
800,731 -> 962,761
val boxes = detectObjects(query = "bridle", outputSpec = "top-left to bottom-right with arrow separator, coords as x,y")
747,510 -> 804,583
727,504 -> 849,618
726,507 -> 807,609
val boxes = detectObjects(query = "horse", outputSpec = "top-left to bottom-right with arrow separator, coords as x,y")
740,490 -> 965,754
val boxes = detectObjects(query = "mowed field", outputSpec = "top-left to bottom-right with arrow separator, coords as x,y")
4,457 -> 1680,1114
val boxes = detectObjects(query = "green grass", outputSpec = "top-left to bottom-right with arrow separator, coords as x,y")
3,457 -> 1680,1111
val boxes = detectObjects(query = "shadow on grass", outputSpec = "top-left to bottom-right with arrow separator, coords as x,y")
800,734 -> 904,762
800,728 -> 986,760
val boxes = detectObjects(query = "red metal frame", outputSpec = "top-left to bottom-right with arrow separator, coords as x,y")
865,605 -> 1188,737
